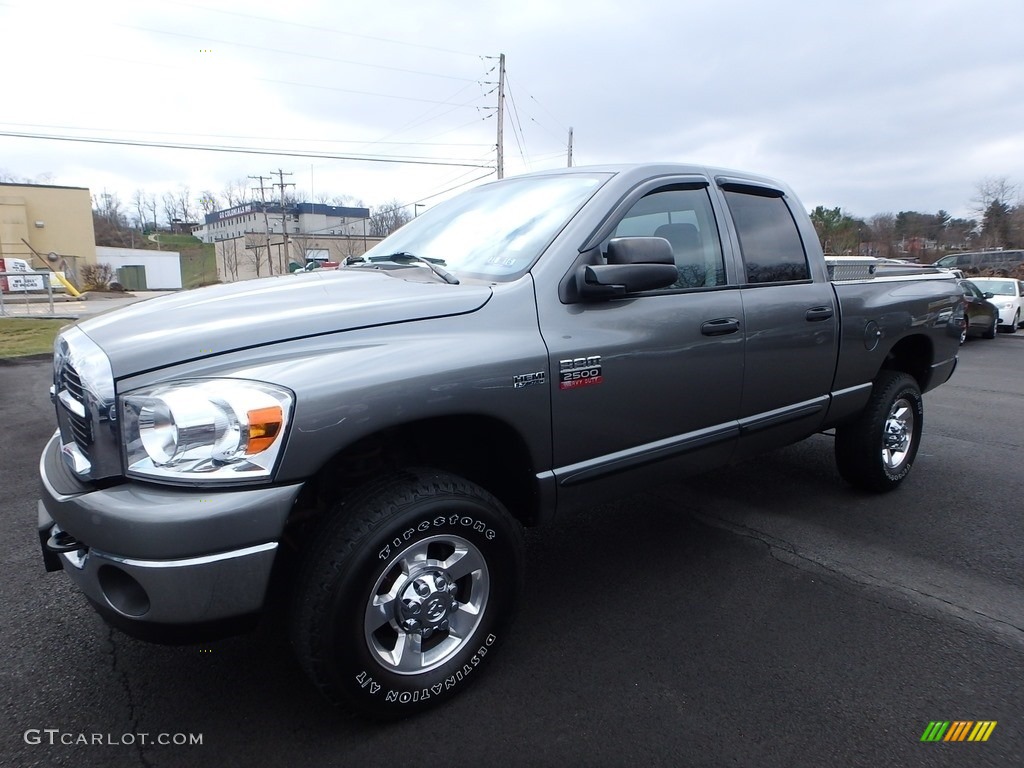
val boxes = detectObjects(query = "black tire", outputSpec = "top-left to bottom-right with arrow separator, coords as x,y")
982,316 -> 997,339
959,319 -> 968,344
1008,310 -> 1019,334
835,371 -> 924,493
290,468 -> 524,719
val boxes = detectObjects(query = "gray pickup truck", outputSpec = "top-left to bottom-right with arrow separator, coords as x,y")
38,164 -> 963,718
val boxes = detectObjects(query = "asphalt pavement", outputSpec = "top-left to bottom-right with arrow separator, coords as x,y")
1,335 -> 1021,767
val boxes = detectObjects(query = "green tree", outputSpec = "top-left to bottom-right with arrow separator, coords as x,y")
809,206 -> 863,255
981,200 -> 1013,248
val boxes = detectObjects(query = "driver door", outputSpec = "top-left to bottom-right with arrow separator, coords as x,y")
536,181 -> 745,509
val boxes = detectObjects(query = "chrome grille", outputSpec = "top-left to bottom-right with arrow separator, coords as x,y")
58,361 -> 94,453
52,327 -> 118,480
60,363 -> 85,402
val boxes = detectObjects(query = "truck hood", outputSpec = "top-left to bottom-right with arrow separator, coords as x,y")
76,269 -> 492,378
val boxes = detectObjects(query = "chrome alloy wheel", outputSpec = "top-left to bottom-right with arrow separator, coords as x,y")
882,397 -> 915,470
364,534 -> 489,675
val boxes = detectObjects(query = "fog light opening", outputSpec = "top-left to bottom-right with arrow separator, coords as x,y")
98,565 -> 151,617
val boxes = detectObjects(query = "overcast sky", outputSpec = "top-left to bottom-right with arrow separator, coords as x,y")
2,0 -> 1023,222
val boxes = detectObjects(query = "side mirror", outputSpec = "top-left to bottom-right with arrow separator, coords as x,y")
578,237 -> 679,298
983,292 -> 994,299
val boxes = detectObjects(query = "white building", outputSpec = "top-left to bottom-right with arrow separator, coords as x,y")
95,246 -> 182,290
192,202 -> 370,244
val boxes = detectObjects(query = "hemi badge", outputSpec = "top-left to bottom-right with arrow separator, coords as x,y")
513,371 -> 546,389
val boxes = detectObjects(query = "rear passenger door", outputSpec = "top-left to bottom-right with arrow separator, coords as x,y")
715,179 -> 838,457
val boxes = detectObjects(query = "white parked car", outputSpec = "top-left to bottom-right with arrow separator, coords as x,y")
969,277 -> 1024,332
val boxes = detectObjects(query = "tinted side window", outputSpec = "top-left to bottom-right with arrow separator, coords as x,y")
723,190 -> 809,283
611,187 -> 726,289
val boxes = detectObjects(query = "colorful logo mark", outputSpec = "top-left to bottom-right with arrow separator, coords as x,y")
921,721 -> 997,742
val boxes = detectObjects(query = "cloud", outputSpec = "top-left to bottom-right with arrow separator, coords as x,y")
2,0 -> 1022,223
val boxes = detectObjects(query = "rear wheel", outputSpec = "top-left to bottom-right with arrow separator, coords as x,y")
290,468 -> 524,719
982,315 -> 997,339
835,371 -> 924,493
960,319 -> 969,344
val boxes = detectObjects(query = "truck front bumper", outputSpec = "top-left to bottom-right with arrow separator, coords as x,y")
38,432 -> 304,640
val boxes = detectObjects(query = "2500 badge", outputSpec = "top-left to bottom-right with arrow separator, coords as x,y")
559,355 -> 602,390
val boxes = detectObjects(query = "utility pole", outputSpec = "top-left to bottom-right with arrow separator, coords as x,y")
567,127 -> 573,168
249,175 -> 273,276
273,169 -> 295,273
496,53 -> 505,179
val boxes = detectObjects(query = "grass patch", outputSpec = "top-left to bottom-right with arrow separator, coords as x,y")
0,318 -> 66,358
179,245 -> 218,289
152,233 -> 204,247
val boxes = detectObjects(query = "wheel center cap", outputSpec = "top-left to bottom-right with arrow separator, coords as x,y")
885,418 -> 907,448
396,571 -> 457,630
424,596 -> 447,623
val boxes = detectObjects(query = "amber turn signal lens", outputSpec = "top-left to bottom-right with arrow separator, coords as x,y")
246,406 -> 283,454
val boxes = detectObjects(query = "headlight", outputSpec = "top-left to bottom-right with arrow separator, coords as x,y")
121,379 -> 293,483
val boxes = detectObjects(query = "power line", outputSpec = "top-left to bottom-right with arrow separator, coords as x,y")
0,131 -> 493,168
108,21 -> 480,82
0,121 -> 492,148
504,78 -> 531,169
164,0 -> 485,57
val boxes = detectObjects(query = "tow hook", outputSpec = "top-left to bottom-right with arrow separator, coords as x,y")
47,529 -> 83,553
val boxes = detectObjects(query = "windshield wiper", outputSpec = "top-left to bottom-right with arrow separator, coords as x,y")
366,252 -> 460,285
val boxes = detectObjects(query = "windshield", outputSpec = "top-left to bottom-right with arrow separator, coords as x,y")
974,280 -> 1016,295
362,173 -> 609,281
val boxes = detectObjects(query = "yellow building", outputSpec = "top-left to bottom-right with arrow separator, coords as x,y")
0,183 -> 96,275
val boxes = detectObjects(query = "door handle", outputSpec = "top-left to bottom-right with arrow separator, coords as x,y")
701,317 -> 741,336
805,306 -> 835,322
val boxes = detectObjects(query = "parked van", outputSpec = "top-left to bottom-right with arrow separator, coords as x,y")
933,249 -> 1024,272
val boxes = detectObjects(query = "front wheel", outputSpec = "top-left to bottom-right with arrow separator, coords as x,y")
835,371 -> 924,493
290,469 -> 525,719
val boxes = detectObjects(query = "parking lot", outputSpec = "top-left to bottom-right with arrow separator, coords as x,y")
2,335 -> 1022,767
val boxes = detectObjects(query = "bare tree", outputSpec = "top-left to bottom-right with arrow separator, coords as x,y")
0,169 -> 55,184
332,194 -> 365,208
93,190 -> 126,226
198,189 -> 220,217
220,239 -> 241,282
131,189 -> 149,230
868,213 -> 896,258
175,185 -> 196,224
222,178 -> 250,208
160,192 -> 177,226
244,233 -> 268,277
146,193 -> 159,231
368,199 -> 412,237
972,177 -> 1017,216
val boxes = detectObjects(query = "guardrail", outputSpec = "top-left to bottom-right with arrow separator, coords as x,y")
0,271 -> 56,315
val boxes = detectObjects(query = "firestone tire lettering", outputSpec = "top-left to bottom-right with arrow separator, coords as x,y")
290,470 -> 523,720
